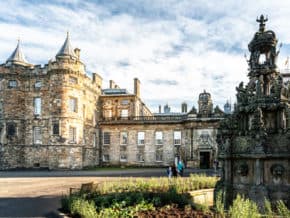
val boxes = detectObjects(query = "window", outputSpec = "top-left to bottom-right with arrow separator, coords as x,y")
120,146 -> 127,161
34,97 -> 41,115
120,132 -> 128,145
174,131 -> 181,145
137,148 -> 145,162
120,153 -> 127,161
52,121 -> 59,135
69,97 -> 77,112
103,154 -> 110,162
155,131 -> 163,145
8,80 -> 17,88
69,127 -> 76,143
137,132 -> 145,145
156,147 -> 163,162
33,127 -> 42,144
7,123 -> 16,137
103,132 -> 111,145
121,99 -> 129,105
121,109 -> 128,118
69,76 -> 78,84
34,81 -> 42,89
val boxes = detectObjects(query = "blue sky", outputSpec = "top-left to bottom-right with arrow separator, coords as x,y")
1,0 -> 290,112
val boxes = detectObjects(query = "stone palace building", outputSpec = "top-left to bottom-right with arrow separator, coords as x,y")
0,33 -> 225,169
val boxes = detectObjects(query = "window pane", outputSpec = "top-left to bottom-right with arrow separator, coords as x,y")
34,127 -> 42,144
34,97 -> 41,115
7,123 -> 16,137
174,131 -> 181,145
52,122 -> 59,135
155,131 -> 163,145
103,132 -> 110,145
137,132 -> 145,145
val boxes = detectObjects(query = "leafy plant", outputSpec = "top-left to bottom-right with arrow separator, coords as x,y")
229,194 -> 260,218
264,198 -> 274,218
276,200 -> 290,217
215,190 -> 225,217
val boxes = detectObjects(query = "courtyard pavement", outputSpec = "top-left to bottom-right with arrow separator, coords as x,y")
0,168 -> 219,218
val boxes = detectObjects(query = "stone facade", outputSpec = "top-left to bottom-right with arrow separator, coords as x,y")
0,35 -> 102,169
0,34 -> 224,170
216,16 -> 290,209
99,87 -> 222,167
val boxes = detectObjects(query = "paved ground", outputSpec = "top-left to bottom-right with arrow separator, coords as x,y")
0,168 -> 219,218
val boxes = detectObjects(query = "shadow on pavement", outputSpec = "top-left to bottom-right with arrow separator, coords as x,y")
0,196 -> 62,218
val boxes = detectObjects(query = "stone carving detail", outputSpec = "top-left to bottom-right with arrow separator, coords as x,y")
236,162 -> 249,177
216,16 -> 290,208
270,164 -> 285,184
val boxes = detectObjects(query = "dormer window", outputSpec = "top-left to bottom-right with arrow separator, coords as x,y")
8,80 -> 17,89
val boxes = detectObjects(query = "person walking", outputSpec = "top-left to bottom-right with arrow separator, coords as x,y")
167,166 -> 172,178
177,160 -> 184,176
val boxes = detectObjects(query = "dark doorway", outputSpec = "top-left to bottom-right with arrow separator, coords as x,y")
200,152 -> 210,169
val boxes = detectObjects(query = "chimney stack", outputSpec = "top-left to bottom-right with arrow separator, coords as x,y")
181,102 -> 187,113
134,78 -> 140,98
158,105 -> 161,113
109,80 -> 116,89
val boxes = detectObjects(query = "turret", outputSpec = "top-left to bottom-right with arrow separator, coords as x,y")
56,32 -> 77,60
6,40 -> 31,66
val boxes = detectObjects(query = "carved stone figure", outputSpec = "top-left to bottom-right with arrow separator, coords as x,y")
236,162 -> 249,177
270,164 -> 285,184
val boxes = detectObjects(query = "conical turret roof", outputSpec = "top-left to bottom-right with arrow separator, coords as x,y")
6,40 -> 29,65
56,32 -> 76,59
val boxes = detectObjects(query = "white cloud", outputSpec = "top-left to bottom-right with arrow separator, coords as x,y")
0,0 -> 290,113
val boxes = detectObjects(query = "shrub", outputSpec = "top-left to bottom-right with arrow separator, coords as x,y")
264,198 -> 274,218
276,200 -> 290,217
229,194 -> 260,218
215,190 -> 225,217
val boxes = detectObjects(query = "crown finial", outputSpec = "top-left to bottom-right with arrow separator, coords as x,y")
256,14 -> 268,32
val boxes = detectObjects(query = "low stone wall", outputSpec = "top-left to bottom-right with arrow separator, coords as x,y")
188,188 -> 214,206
